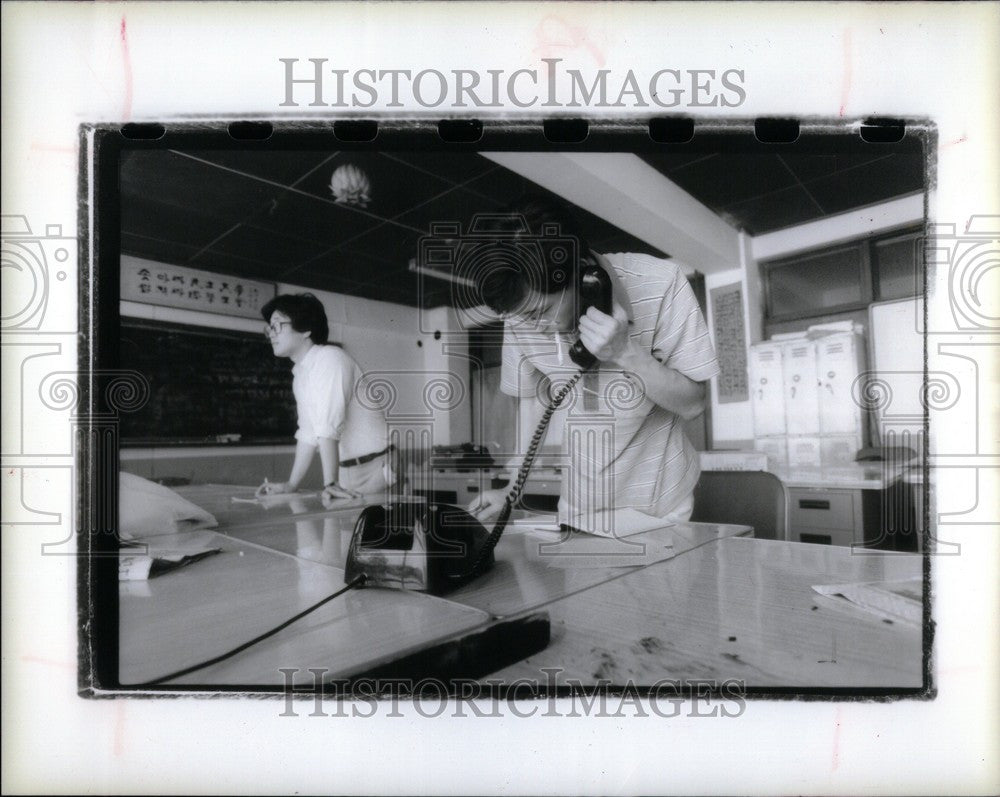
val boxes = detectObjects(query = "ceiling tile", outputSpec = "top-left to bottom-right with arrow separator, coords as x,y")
121,232 -> 207,266
196,224 -> 334,270
723,185 -> 825,235
393,186 -> 504,239
329,223 -> 418,271
461,166 -> 535,207
385,152 -> 497,190
639,152 -> 718,175
779,152 -> 893,183
121,195 -> 234,252
247,191 -> 391,251
120,150 -> 278,222
288,235 -> 410,286
805,154 -> 925,215
182,150 -> 338,187
666,154 -> 798,208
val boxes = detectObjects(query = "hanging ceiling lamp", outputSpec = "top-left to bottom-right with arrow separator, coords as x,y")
329,163 -> 372,208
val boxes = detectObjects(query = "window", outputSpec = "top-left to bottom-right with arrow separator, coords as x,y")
762,225 -> 923,333
765,242 -> 869,320
873,230 -> 924,301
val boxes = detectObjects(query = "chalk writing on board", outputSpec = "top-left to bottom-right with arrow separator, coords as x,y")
119,320 -> 296,444
121,255 -> 276,320
710,282 -> 749,404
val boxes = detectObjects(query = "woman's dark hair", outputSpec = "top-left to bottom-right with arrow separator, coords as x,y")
261,293 -> 334,345
477,194 -> 591,315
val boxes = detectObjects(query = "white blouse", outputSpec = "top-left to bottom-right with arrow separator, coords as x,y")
291,344 -> 388,460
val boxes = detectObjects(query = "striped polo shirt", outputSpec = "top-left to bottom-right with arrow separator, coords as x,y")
500,252 -> 720,529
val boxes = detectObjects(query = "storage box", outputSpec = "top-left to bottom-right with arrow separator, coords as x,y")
754,437 -> 788,470
787,436 -> 822,468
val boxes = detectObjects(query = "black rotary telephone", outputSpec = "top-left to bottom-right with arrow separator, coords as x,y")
346,263 -> 614,595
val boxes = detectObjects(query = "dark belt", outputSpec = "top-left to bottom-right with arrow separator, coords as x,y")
341,445 -> 393,468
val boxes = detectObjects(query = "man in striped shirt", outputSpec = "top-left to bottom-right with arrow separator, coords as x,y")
468,198 -> 719,534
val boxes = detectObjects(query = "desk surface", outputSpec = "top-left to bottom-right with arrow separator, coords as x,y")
212,511 -> 750,619
490,536 -> 923,688
120,485 -> 924,689
119,529 -> 492,686
170,483 -> 365,529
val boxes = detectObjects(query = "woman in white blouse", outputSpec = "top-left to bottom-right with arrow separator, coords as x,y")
255,293 -> 397,506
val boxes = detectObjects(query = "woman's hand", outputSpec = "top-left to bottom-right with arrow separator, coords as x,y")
576,302 -> 632,364
467,488 -> 509,522
255,479 -> 296,497
321,482 -> 360,508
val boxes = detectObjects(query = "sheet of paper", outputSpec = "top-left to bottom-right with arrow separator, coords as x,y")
561,508 -> 677,538
513,515 -> 677,570
535,535 -> 677,570
504,509 -> 676,539
118,555 -> 154,581
811,578 -> 923,626
118,548 -> 222,581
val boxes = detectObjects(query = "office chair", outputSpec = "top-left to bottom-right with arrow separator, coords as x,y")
690,470 -> 788,541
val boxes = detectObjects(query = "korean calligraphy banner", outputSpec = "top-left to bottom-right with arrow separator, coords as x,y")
121,255 -> 276,319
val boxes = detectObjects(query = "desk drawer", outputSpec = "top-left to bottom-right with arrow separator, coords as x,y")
794,527 -> 855,547
789,489 -> 856,530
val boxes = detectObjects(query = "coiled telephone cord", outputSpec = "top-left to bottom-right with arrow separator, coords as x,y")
469,370 -> 583,576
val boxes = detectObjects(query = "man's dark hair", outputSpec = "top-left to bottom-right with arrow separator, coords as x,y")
261,293 -> 332,345
477,194 -> 591,315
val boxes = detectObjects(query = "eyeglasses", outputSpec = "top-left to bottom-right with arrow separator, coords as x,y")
263,320 -> 292,338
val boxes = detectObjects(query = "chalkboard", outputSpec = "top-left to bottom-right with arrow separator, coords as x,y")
119,319 -> 297,444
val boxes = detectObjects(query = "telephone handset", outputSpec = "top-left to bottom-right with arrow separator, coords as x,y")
346,263 -> 615,595
567,263 -> 615,370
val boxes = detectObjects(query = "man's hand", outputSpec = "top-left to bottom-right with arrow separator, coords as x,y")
321,482 -> 361,508
255,479 -> 296,497
576,302 -> 631,364
468,488 -> 508,522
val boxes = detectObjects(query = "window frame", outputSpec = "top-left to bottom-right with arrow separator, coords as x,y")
871,227 -> 925,302
761,224 -> 924,325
